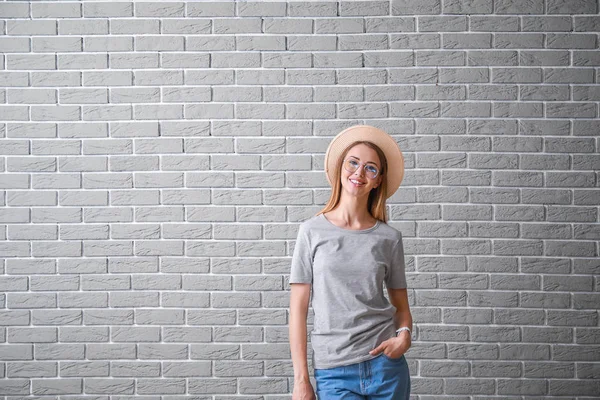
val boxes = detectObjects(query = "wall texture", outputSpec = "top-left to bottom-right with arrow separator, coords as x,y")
0,0 -> 599,398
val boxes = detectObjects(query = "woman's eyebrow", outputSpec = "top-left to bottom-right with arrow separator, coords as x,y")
348,155 -> 379,166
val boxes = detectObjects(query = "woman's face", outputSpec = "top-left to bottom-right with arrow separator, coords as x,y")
340,144 -> 383,198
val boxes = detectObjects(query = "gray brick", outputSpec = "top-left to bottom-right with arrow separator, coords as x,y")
495,309 -> 544,325
59,292 -> 106,308
546,240 -> 596,257
500,344 -> 550,360
33,37 -> 82,52
136,309 -> 184,325
33,3 -> 81,18
445,378 -> 495,394
555,344 -> 600,362
0,344 -> 33,362
468,51 -> 517,68
7,54 -> 55,70
548,33 -> 597,49
30,276 -> 79,291
58,20 -> 108,35
162,327 -> 211,343
214,18 -> 262,34
407,343 -> 445,360
32,378 -> 82,395
420,360 -> 468,377
188,378 -> 237,394
549,379 -> 600,396
575,15 -> 600,31
439,273 -> 487,289
0,3 -> 29,18
0,37 -> 30,53
35,344 -> 84,360
137,378 -> 186,394
7,361 -> 57,378
212,292 -> 261,308
84,378 -> 134,394
444,33 -> 491,49
574,223 -> 600,239
214,326 -> 263,343
498,379 -> 547,395
440,68 -> 489,84
419,221 -> 467,238
523,362 -> 575,378
186,309 -> 235,326
0,378 -> 29,394
523,327 -> 573,343
135,2 -> 184,17
521,257 -> 570,274
521,292 -> 571,309
111,326 -> 160,343
214,360 -> 263,378
495,33 -> 544,49
547,171 -> 596,187
468,291 -> 518,307
60,361 -> 109,377
60,327 -> 108,342
84,2 -> 133,17
473,361 -> 521,378
391,33 -> 440,49
288,1 -> 336,16
240,377 -> 288,394
469,188 -> 518,205
471,326 -> 520,342
85,37 -> 133,52
577,362 -> 600,378
339,1 -> 387,16
443,0 -> 492,13
577,328 -> 600,344
87,344 -> 136,360
524,16 -> 572,31
470,153 -> 518,170
468,257 -> 518,272
548,310 -> 598,326
392,0 -> 440,14
83,310 -> 134,325
493,171 -> 543,187
111,19 -> 159,34
111,361 -> 160,377
8,20 -> 56,35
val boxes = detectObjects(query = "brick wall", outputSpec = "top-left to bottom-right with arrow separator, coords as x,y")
0,0 -> 599,398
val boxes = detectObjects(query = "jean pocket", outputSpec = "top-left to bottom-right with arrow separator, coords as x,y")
382,353 -> 405,362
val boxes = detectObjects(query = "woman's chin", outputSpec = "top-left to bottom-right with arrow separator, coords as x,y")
342,184 -> 369,198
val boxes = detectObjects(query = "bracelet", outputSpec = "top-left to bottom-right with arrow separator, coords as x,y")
395,327 -> 411,336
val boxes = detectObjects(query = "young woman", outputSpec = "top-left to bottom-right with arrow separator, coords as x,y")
289,125 -> 412,400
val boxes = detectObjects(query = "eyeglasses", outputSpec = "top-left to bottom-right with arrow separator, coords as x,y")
343,157 -> 380,179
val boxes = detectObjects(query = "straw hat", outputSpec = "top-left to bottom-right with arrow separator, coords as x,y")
324,125 -> 405,199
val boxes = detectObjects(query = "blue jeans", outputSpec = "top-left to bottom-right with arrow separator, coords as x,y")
314,354 -> 411,400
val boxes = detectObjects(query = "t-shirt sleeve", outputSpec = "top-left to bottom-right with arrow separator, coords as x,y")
289,225 -> 313,284
386,234 -> 407,289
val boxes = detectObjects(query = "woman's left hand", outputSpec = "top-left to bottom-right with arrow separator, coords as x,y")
369,330 -> 411,359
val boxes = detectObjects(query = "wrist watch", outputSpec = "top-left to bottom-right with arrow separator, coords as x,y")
395,327 -> 411,336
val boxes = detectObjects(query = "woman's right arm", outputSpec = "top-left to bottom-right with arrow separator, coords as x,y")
289,283 -> 315,400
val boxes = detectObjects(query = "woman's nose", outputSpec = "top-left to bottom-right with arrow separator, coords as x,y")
354,165 -> 366,177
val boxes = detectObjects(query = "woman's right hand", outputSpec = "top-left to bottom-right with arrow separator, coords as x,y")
293,379 -> 316,400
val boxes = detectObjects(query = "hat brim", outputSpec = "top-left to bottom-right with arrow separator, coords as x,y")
324,125 -> 405,199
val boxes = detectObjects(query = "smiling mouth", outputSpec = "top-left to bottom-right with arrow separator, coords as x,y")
349,178 -> 365,186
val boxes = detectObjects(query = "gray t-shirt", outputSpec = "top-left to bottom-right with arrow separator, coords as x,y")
289,213 -> 407,369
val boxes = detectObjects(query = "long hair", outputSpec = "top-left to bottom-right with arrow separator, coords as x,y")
317,141 -> 389,223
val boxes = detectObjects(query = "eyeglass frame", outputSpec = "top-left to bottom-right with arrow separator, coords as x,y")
342,156 -> 381,179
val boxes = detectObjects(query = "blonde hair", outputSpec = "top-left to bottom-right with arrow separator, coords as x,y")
317,141 -> 389,223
